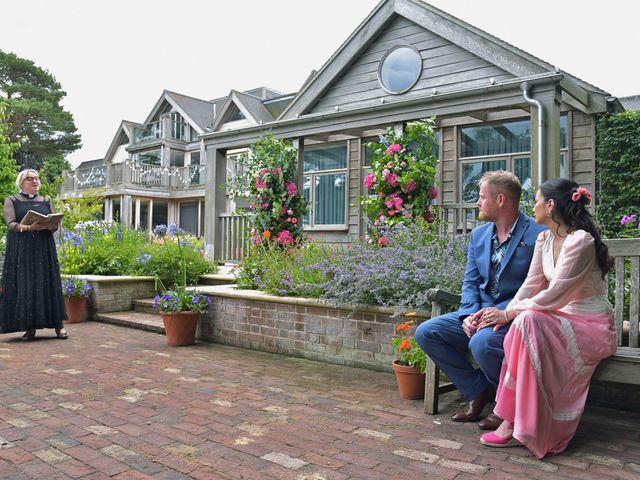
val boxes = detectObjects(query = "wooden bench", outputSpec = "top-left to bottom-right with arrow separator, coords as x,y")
423,237 -> 640,414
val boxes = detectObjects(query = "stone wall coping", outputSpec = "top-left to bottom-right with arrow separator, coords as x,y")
195,284 -> 430,319
61,274 -> 156,283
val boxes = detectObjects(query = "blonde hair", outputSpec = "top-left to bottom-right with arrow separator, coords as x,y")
479,170 -> 521,203
15,169 -> 39,190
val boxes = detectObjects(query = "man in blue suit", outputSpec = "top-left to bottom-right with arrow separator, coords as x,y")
415,171 -> 546,430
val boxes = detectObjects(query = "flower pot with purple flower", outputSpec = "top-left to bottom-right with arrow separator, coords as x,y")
61,277 -> 92,323
152,224 -> 212,346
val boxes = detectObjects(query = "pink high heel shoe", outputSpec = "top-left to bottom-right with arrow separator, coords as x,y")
480,431 -> 520,447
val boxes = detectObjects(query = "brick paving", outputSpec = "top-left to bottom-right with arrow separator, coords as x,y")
0,322 -> 639,479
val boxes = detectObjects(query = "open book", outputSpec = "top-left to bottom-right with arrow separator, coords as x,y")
20,210 -> 64,229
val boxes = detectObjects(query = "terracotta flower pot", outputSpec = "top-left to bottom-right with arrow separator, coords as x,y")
64,296 -> 88,323
392,360 -> 426,400
161,311 -> 200,347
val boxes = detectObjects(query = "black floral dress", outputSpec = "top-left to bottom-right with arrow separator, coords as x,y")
0,195 -> 67,333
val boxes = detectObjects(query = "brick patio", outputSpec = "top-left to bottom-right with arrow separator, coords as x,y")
0,322 -> 639,479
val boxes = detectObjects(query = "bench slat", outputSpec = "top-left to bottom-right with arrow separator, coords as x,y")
630,257 -> 639,348
614,257 -> 626,347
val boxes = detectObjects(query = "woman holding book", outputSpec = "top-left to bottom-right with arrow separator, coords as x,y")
0,169 -> 68,340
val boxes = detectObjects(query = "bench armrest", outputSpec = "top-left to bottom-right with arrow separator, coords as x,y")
426,288 -> 461,306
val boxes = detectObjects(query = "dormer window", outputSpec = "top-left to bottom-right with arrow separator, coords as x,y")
378,45 -> 422,95
225,104 -> 246,122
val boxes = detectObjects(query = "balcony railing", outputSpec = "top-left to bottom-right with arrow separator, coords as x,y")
107,162 -> 206,189
132,121 -> 162,144
61,166 -> 107,192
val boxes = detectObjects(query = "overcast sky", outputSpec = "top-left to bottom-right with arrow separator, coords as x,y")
1,0 -> 636,167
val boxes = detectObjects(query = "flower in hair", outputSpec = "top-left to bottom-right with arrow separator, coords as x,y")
571,186 -> 592,204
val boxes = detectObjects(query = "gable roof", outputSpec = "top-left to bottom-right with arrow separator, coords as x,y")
144,90 -> 214,134
280,0 -> 608,120
212,90 -> 276,131
104,120 -> 139,164
619,95 -> 640,111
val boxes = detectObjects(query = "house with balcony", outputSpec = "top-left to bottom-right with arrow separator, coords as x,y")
61,87 -> 293,236
62,0 -> 629,262
200,0 -> 625,261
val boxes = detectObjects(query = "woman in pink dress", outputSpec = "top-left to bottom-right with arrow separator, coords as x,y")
472,178 -> 616,458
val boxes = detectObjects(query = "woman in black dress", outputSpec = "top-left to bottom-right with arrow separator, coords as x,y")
1,169 -> 68,340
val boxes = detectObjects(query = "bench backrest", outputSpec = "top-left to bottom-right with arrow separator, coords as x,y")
605,239 -> 640,347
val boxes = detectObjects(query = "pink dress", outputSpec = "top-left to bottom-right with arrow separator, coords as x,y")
494,229 -> 616,458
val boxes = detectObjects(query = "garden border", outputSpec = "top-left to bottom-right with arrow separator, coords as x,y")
197,285 -> 430,372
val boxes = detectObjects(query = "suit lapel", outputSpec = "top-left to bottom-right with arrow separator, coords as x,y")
478,224 -> 493,280
498,213 -> 528,274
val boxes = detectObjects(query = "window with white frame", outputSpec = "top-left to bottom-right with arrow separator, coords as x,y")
303,144 -> 348,228
459,116 -> 567,202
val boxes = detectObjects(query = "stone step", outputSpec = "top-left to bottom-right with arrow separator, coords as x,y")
134,298 -> 157,315
94,311 -> 164,334
199,273 -> 236,286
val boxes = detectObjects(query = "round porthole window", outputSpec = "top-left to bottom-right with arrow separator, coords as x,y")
378,45 -> 422,95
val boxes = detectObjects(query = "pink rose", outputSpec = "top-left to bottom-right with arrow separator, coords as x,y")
292,218 -> 297,224
423,210 -> 435,223
277,230 -> 295,245
271,167 -> 282,176
403,179 -> 417,193
364,173 -> 376,190
382,168 -> 390,179
378,236 -> 388,247
255,180 -> 268,189
427,186 -> 438,199
386,173 -> 399,187
393,196 -> 403,210
287,209 -> 293,216
261,202 -> 270,209
385,144 -> 402,155
259,168 -> 269,176
285,181 -> 298,196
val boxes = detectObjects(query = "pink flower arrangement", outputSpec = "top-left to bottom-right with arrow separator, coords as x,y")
386,173 -> 399,187
403,179 -> 417,193
364,173 -> 376,190
277,230 -> 295,245
285,181 -> 298,196
385,144 -> 402,155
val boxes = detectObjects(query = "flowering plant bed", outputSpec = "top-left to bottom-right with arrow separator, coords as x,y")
361,118 -> 439,244
228,134 -> 309,247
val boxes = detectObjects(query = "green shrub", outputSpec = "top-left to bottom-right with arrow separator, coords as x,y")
236,241 -> 334,297
596,111 -> 640,237
59,222 -> 147,275
135,237 -> 214,288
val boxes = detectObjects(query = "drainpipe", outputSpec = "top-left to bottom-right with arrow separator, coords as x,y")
521,82 -> 545,185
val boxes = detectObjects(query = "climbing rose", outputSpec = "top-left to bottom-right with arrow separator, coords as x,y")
277,230 -> 295,245
385,143 -> 402,155
386,173 -> 399,187
427,186 -> 438,199
378,235 -> 388,247
285,181 -> 298,196
255,180 -> 267,189
364,173 -> 376,190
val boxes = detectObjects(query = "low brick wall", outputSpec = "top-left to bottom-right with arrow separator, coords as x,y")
63,275 -> 157,318
198,285 -> 429,373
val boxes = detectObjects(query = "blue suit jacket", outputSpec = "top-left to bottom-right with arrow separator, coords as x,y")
458,213 -> 547,317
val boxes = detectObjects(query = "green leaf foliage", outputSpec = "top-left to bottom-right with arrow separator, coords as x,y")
596,111 -> 640,237
0,50 -> 81,168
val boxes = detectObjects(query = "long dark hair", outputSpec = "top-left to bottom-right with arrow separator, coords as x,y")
540,178 -> 612,278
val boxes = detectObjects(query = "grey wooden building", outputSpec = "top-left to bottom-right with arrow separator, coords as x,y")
201,0 -> 623,259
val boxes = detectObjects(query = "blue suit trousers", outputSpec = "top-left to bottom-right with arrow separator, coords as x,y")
415,312 -> 510,401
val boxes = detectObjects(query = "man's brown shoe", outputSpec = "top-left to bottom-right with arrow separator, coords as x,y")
451,386 -> 495,422
478,413 -> 503,430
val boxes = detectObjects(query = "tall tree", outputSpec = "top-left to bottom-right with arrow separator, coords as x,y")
0,50 -> 81,169
0,100 -> 19,238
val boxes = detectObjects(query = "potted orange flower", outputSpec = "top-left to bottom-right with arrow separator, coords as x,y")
391,316 -> 427,399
